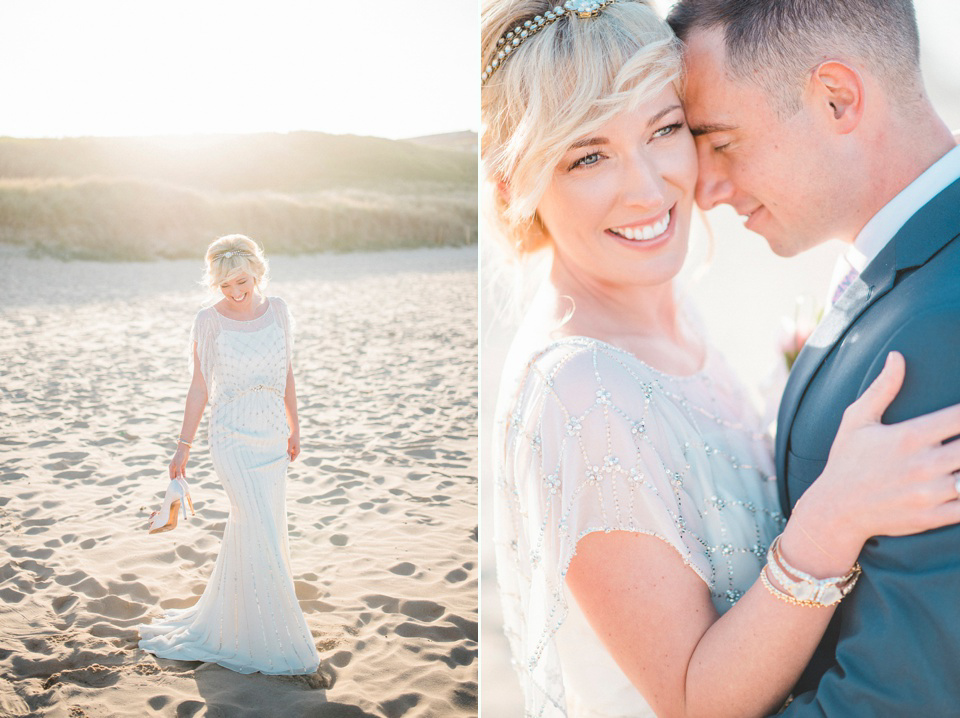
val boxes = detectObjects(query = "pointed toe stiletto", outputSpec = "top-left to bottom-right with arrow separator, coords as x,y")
148,478 -> 196,534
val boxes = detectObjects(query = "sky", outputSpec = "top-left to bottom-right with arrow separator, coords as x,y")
0,0 -> 477,140
0,2 -> 955,142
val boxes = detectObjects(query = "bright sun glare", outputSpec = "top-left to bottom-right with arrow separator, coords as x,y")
0,0 -> 476,140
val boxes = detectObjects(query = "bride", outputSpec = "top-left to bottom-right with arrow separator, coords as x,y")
482,2 -> 960,716
138,234 -> 320,675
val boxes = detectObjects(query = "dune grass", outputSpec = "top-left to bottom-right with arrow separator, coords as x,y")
0,133 -> 477,260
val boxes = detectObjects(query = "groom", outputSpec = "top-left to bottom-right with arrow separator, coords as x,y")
668,0 -> 960,714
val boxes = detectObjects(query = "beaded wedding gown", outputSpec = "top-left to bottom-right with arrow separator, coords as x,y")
139,296 -> 320,675
494,332 -> 785,717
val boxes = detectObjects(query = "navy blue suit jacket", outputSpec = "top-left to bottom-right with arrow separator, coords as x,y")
776,176 -> 960,716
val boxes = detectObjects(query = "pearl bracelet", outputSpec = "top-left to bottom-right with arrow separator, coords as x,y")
765,534 -> 860,606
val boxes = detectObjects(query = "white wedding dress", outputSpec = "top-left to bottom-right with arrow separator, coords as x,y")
494,333 -> 785,717
139,296 -> 320,675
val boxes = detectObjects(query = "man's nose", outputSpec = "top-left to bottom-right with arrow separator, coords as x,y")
694,142 -> 734,210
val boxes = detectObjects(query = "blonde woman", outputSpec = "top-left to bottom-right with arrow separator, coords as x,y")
138,234 -> 320,675
482,2 -> 960,716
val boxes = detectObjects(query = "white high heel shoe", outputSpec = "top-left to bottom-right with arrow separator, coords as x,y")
148,478 -> 196,534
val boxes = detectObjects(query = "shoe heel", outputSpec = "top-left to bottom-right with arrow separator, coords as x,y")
148,479 -> 191,534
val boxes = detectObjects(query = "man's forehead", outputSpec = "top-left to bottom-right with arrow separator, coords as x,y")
680,28 -> 747,134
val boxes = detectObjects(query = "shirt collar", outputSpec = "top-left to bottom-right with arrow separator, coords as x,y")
846,145 -> 960,273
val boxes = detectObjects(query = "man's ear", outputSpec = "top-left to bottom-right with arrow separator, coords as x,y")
809,60 -> 864,134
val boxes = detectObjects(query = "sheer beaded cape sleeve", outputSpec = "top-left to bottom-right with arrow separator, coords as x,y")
271,296 -> 295,368
189,307 -> 220,391
493,336 -> 781,717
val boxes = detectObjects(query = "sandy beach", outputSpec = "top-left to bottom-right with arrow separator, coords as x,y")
0,245 -> 478,717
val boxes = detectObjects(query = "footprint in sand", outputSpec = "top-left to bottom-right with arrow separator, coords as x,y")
51,593 -> 80,613
73,576 -> 108,599
399,600 -> 444,622
388,562 -> 416,576
444,568 -> 468,583
86,595 -> 147,621
363,595 -> 399,613
50,451 -> 89,462
54,470 -> 93,480
147,696 -> 171,711
329,534 -> 349,547
0,588 -> 25,604
173,699 -> 205,717
43,664 -> 120,690
329,650 -> 352,668
394,622 -> 465,642
379,694 -> 421,717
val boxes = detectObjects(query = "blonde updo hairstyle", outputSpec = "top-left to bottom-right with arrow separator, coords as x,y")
203,234 -> 269,292
481,0 -> 683,255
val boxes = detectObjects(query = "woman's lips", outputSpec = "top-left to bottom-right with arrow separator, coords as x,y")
608,210 -> 671,242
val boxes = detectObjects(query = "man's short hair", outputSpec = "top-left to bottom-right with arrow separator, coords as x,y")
667,0 -> 922,117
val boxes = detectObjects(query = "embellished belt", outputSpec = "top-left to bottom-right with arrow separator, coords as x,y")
218,384 -> 284,405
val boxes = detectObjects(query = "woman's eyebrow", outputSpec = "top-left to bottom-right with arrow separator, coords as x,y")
569,136 -> 607,150
567,105 -> 684,149
646,104 -> 682,127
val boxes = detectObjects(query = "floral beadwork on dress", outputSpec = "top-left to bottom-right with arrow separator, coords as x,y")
494,336 -> 785,717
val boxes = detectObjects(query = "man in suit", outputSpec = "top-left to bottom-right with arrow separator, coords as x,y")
667,0 -> 960,714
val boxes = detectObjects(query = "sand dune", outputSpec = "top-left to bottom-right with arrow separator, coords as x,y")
0,245 -> 477,717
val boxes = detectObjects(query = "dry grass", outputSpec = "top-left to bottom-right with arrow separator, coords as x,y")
0,132 -> 477,260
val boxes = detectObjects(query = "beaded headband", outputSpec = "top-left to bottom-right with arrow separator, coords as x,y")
217,250 -> 251,260
481,0 -> 619,85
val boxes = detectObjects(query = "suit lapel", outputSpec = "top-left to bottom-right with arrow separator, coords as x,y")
775,251 -> 897,510
775,175 -> 960,512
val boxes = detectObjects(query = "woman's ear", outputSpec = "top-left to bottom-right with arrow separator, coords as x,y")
808,61 -> 864,134
497,178 -> 511,204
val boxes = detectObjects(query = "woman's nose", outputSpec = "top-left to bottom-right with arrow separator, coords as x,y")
620,153 -> 666,209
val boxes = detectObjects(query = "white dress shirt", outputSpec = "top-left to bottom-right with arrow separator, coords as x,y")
826,145 -> 960,308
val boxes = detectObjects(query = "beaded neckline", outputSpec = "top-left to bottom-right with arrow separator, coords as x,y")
546,335 -> 712,381
213,298 -> 272,323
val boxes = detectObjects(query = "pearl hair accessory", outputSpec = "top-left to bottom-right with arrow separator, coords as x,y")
481,0 -> 619,85
219,250 -> 251,259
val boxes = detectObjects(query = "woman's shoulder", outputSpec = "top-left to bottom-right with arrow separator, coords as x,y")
267,295 -> 291,317
193,304 -> 219,324
515,337 -> 663,417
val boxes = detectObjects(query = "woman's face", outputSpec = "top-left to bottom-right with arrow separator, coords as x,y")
219,271 -> 258,309
536,85 -> 698,289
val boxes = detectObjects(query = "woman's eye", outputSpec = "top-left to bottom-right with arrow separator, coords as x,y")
570,152 -> 602,170
652,121 -> 683,139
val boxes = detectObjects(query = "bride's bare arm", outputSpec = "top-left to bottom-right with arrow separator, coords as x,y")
169,343 -> 208,479
283,364 -> 301,462
566,352 -> 960,718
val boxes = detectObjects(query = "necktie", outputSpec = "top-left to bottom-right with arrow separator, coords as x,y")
831,265 -> 859,305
